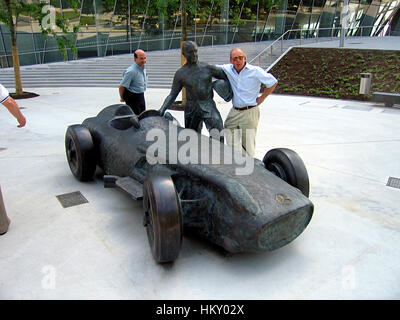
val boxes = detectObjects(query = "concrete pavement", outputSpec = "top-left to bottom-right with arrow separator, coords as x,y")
0,87 -> 399,299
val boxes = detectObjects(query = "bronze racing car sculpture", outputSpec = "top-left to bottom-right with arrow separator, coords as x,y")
65,104 -> 314,263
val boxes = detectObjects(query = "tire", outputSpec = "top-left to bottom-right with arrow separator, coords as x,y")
143,172 -> 182,263
263,148 -> 310,197
65,125 -> 96,181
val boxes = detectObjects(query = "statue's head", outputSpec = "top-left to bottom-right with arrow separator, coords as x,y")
182,41 -> 198,64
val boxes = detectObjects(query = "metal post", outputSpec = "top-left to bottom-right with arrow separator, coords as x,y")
340,0 -> 349,48
299,29 -> 302,46
104,0 -> 117,56
270,46 -> 272,64
93,0 -> 100,57
128,0 -> 131,53
220,0 -> 229,44
255,1 -> 259,42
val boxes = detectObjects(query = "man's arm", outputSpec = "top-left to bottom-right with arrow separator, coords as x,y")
159,72 -> 183,116
119,85 -> 126,102
256,81 -> 277,105
2,97 -> 26,128
119,68 -> 134,102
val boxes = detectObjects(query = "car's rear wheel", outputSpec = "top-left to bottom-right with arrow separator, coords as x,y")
65,125 -> 96,181
143,172 -> 182,263
263,148 -> 310,197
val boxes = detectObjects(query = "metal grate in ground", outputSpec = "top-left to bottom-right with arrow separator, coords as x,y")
343,105 -> 373,111
386,177 -> 400,189
56,191 -> 89,208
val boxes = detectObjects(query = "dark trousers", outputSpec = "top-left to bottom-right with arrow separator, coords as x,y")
123,90 -> 146,115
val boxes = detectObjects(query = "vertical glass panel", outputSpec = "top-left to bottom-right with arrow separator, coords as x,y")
289,0 -> 311,39
76,0 -> 97,58
256,3 -> 272,41
319,0 -> 339,37
359,0 -> 381,35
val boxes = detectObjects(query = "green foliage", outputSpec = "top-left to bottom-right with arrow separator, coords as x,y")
270,47 -> 400,101
0,0 -> 81,60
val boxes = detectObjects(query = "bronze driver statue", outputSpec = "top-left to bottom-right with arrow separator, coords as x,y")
159,41 -> 232,142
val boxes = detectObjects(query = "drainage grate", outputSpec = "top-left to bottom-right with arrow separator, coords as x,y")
387,177 -> 400,189
56,191 -> 88,208
343,105 -> 373,111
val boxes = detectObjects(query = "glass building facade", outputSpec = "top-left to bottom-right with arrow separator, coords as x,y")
0,0 -> 399,67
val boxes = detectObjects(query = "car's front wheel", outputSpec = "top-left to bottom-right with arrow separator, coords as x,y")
143,172 -> 182,263
65,125 -> 96,181
263,148 -> 310,197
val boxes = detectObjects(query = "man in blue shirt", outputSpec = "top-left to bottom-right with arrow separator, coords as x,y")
119,49 -> 148,115
219,48 -> 278,157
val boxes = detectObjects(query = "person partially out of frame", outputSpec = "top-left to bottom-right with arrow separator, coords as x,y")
0,83 -> 27,235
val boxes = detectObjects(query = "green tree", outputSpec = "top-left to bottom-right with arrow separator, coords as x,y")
0,0 -> 80,95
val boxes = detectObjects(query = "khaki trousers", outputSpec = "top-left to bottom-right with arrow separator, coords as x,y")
224,106 -> 260,157
0,186 -> 10,235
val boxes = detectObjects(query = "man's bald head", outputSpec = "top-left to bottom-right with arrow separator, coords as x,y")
230,48 -> 246,59
230,48 -> 247,73
134,49 -> 147,68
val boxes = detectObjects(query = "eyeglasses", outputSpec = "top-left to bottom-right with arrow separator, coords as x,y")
232,56 -> 245,61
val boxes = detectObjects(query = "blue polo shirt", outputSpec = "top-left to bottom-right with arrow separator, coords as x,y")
120,63 -> 148,93
218,63 -> 277,108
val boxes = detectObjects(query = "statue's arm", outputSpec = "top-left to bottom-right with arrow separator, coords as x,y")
209,65 -> 228,80
159,72 -> 183,116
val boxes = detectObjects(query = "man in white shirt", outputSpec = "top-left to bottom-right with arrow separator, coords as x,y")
0,83 -> 26,235
1,84 -> 26,128
219,48 -> 277,157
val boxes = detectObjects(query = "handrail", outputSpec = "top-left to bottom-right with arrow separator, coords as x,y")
248,25 -> 380,65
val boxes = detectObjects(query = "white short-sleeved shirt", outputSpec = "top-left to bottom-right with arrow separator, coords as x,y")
0,84 -> 10,103
218,63 -> 278,108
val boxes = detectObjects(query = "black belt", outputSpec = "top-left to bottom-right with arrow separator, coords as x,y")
234,105 -> 257,111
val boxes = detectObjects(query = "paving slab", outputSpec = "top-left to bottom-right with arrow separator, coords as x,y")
0,88 -> 399,299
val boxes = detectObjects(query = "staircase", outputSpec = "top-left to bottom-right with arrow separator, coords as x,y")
0,38 -> 316,89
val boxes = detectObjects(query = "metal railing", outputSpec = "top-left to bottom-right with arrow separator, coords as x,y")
0,34 -> 214,68
249,25 -> 386,67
